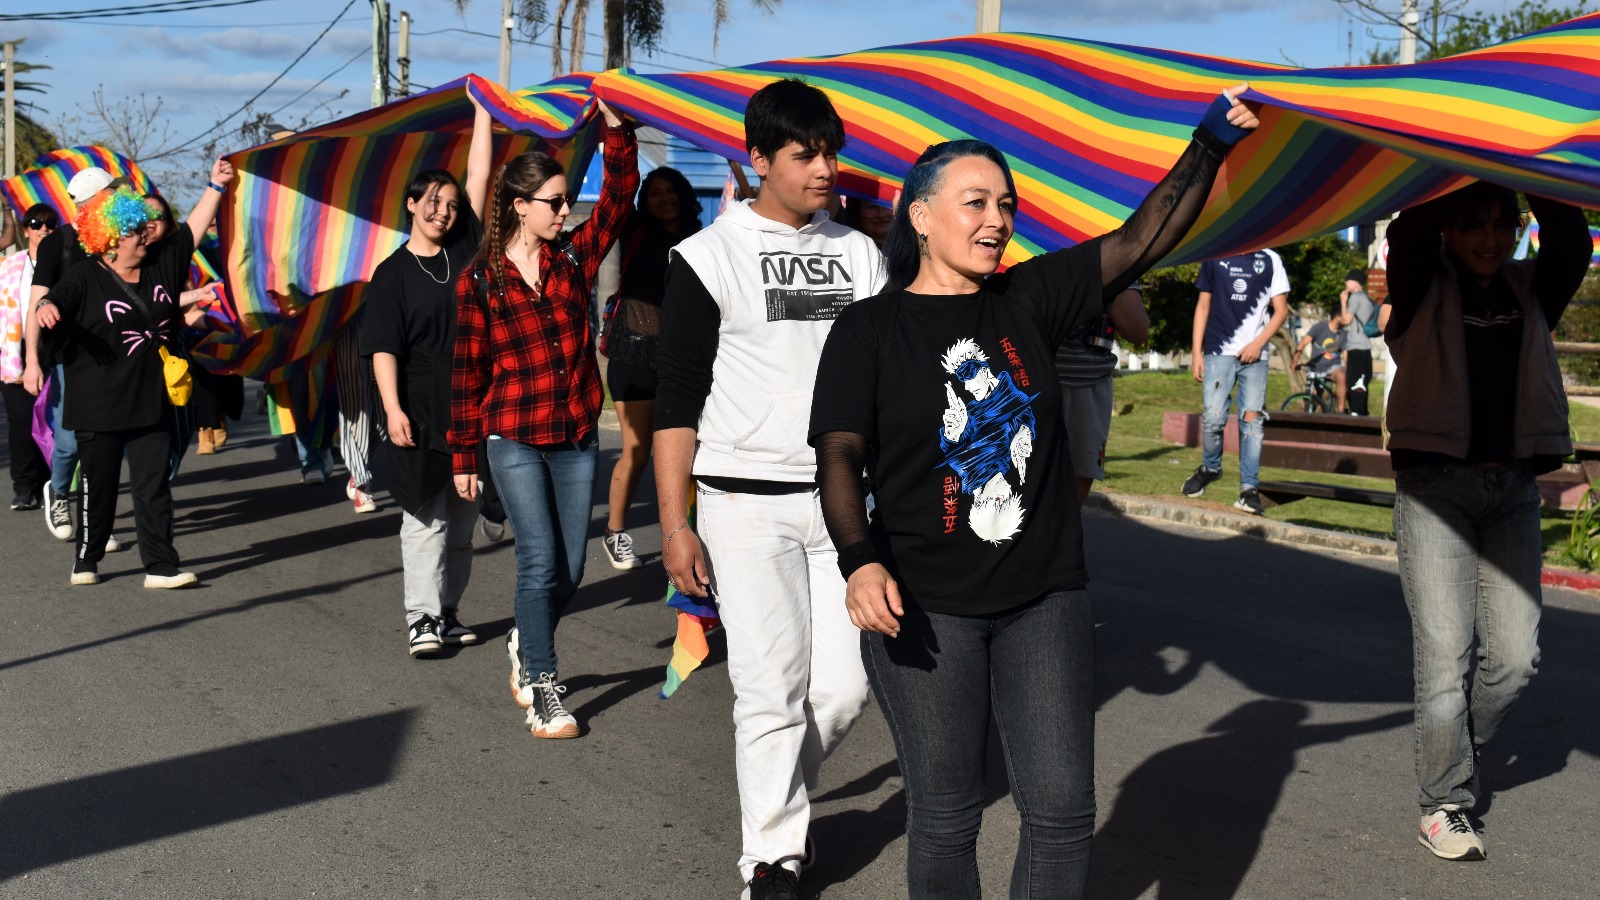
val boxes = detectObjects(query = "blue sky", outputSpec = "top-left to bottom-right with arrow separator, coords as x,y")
3,0 -> 1512,171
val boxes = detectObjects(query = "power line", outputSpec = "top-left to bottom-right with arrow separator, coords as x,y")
406,25 -> 696,74
0,0 -> 283,22
265,47 -> 366,120
154,0 -> 358,158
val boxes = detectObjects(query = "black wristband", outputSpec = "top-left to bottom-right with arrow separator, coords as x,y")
836,540 -> 881,580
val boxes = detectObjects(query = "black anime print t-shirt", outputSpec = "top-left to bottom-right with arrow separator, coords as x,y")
810,240 -> 1107,615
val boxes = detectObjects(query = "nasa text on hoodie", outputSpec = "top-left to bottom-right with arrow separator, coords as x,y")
673,200 -> 885,482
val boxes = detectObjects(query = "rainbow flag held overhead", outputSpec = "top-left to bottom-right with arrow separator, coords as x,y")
0,146 -> 154,223
1525,222 -> 1600,266
209,74 -> 599,380
206,16 -> 1600,380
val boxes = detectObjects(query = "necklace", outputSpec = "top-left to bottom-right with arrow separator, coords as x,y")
408,245 -> 450,284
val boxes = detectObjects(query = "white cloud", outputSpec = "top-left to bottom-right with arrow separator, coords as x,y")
115,26 -> 368,62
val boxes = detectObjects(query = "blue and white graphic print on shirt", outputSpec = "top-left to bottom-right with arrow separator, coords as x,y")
937,338 -> 1037,545
1197,249 -> 1290,356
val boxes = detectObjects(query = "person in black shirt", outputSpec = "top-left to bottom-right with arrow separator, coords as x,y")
1384,182 -> 1591,862
809,85 -> 1260,898
37,160 -> 235,588
600,166 -> 701,570
361,95 -> 492,657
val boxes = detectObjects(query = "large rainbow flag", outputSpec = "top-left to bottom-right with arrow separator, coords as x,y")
203,15 -> 1600,378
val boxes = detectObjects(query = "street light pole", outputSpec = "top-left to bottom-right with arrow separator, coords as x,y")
398,11 -> 411,98
1399,0 -> 1418,65
3,42 -> 15,179
499,0 -> 513,86
371,0 -> 391,108
976,0 -> 1001,33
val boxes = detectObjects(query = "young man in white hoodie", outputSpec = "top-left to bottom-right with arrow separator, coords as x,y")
653,79 -> 885,900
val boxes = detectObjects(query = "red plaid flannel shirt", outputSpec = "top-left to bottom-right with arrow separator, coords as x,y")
449,125 -> 639,474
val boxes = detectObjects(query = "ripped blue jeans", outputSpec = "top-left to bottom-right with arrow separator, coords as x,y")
1200,353 -> 1267,489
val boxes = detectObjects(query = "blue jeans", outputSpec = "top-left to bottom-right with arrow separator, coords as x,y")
1394,463 -> 1542,816
49,364 -> 77,494
1200,354 -> 1267,489
487,433 -> 598,677
863,590 -> 1096,899
294,434 -> 326,477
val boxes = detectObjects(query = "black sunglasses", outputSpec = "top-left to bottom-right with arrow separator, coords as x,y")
24,217 -> 53,230
527,194 -> 572,214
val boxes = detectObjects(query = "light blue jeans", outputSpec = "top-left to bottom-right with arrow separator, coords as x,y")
1200,354 -> 1267,489
49,364 -> 77,494
487,432 -> 598,678
1394,462 -> 1542,816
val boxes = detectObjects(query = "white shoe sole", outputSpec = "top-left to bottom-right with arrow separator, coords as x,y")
409,641 -> 443,657
606,555 -> 643,570
442,633 -> 481,646
70,571 -> 100,586
106,535 -> 122,552
1418,833 -> 1486,861
144,572 -> 199,589
529,718 -> 580,739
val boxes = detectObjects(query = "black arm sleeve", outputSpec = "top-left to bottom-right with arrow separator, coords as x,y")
1526,194 -> 1592,329
31,229 -> 66,289
1384,197 -> 1453,341
815,431 -> 878,578
652,257 -> 721,432
1098,139 -> 1225,299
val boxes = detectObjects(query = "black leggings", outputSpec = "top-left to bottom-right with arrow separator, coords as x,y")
1,381 -> 49,493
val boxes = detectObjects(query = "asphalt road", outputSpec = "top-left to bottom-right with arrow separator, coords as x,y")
2,409 -> 1597,899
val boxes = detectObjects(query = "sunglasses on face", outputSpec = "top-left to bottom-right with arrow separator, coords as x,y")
527,194 -> 572,214
24,218 -> 53,230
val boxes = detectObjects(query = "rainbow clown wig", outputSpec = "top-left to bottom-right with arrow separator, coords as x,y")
76,187 -> 154,257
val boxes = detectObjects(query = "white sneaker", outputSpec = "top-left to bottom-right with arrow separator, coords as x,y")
105,533 -> 122,552
346,476 -> 358,500
144,571 -> 199,589
603,530 -> 642,569
352,488 -> 377,514
527,672 -> 579,739
508,628 -> 532,708
1418,806 -> 1485,861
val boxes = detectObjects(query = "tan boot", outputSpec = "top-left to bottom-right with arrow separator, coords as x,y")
197,427 -> 215,455
213,425 -> 227,449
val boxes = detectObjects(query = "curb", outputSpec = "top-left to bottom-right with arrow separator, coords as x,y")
1085,490 -> 1600,593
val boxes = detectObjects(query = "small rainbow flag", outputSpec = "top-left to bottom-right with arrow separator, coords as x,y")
660,500 -> 720,699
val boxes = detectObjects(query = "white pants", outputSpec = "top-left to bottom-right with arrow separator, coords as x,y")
399,485 -> 477,622
696,485 -> 871,882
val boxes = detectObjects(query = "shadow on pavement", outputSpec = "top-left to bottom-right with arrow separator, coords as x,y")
0,710 -> 415,881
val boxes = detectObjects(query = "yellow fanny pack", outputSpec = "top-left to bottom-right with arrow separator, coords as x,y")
158,345 -> 193,407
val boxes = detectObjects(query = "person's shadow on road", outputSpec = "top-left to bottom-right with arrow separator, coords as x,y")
1089,699 -> 1408,900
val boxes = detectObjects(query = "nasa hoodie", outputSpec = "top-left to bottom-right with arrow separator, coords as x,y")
654,199 -> 885,482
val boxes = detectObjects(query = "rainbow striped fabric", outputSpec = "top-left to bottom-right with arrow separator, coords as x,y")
0,146 -> 154,223
209,75 -> 598,380
207,15 -> 1600,379
1527,222 -> 1600,266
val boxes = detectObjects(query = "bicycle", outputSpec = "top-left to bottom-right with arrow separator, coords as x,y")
1280,364 -> 1338,413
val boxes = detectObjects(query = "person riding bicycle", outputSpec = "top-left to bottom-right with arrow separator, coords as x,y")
1290,312 -> 1350,413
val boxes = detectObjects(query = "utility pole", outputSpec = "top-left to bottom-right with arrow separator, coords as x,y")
604,0 -> 625,70
371,0 -> 391,108
976,0 -> 1001,33
1399,0 -> 1419,64
398,11 -> 411,98
3,42 -> 15,179
499,0 -> 513,87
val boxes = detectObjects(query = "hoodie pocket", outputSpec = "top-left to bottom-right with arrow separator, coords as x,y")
731,391 -> 811,462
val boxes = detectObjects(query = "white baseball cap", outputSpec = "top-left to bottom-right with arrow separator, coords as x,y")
67,167 -> 115,204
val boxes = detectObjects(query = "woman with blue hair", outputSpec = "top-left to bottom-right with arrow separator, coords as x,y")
809,86 -> 1260,897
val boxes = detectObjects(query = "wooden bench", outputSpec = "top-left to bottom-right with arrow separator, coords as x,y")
1256,412 -> 1393,509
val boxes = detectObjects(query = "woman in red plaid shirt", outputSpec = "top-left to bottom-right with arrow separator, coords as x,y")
449,100 -> 637,739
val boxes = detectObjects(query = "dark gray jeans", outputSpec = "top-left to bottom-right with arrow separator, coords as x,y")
863,589 -> 1096,899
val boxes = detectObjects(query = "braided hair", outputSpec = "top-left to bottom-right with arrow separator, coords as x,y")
476,150 -> 567,306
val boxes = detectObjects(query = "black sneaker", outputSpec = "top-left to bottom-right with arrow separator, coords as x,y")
526,672 -> 579,739
408,616 -> 443,657
1181,466 -> 1220,498
746,862 -> 800,900
45,484 -> 73,541
1234,487 -> 1264,515
70,560 -> 99,586
603,529 -> 642,569
439,610 -> 479,645
11,488 -> 42,511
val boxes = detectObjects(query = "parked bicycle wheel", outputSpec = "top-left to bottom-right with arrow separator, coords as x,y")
1280,392 -> 1328,413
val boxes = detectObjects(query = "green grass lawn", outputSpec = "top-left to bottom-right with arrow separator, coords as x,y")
1103,370 -> 1598,569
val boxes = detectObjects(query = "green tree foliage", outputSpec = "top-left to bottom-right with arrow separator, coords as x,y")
2,47 -> 59,169
1352,0 -> 1590,64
